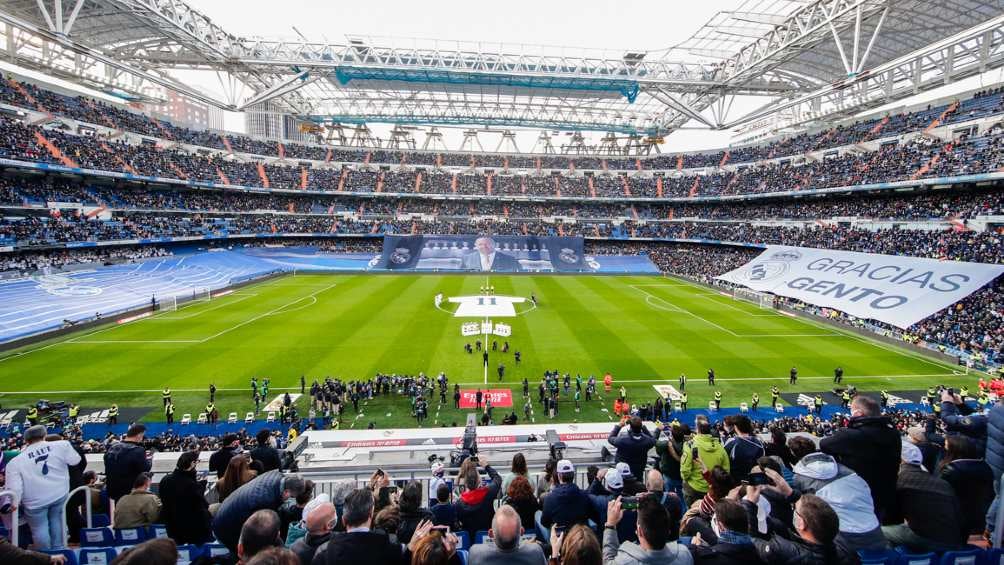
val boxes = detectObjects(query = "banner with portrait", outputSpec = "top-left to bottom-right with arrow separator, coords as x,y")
376,235 -> 590,272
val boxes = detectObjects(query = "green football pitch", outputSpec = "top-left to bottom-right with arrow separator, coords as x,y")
0,273 -> 975,428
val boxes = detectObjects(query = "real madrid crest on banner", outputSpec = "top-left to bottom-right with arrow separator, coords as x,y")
390,247 -> 412,264
559,247 -> 579,264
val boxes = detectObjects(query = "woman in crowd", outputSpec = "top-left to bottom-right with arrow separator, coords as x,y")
398,481 -> 434,545
537,457 -> 557,500
502,453 -> 529,498
504,475 -> 540,531
938,434 -> 994,536
551,524 -> 602,565
217,454 -> 257,503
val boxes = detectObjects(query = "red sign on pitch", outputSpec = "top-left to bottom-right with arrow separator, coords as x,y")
459,389 -> 513,409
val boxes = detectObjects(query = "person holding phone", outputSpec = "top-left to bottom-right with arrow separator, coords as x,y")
680,416 -> 730,506
602,496 -> 693,564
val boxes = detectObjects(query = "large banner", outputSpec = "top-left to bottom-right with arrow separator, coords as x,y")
376,235 -> 590,272
716,245 -> 1004,329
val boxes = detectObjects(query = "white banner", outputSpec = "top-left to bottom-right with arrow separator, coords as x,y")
716,245 -> 1004,329
461,322 -> 480,336
493,323 -> 512,337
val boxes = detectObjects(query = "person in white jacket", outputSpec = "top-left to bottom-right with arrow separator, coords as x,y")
5,425 -> 81,549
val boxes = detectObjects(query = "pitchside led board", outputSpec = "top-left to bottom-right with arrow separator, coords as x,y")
376,235 -> 591,272
717,245 -> 1004,329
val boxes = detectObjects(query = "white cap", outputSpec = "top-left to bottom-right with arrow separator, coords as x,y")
901,440 -> 923,466
616,462 -> 632,477
431,462 -> 445,475
557,459 -> 575,473
604,470 -> 624,490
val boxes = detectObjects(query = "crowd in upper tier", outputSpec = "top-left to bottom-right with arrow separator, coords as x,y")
3,75 -> 1004,170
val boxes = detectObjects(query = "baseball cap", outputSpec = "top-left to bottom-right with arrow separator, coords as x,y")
604,470 -> 624,490
615,462 -> 632,478
431,462 -> 444,475
901,440 -> 923,466
557,459 -> 575,473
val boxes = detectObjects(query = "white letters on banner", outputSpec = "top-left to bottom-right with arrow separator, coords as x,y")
461,322 -> 480,336
716,245 -> 1004,329
493,323 -> 512,337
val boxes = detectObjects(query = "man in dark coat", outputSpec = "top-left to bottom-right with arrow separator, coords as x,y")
250,429 -> 283,473
819,395 -> 900,523
291,501 -> 336,565
689,499 -> 763,564
984,398 -> 1004,537
158,451 -> 213,545
103,424 -> 151,502
212,470 -> 307,553
209,434 -> 243,478
882,441 -> 965,552
314,488 -> 411,565
608,416 -> 656,480
541,459 -> 600,529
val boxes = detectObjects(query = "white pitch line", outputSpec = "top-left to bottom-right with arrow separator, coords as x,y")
153,294 -> 257,321
696,294 -> 781,317
631,285 -> 740,336
194,281 -> 337,343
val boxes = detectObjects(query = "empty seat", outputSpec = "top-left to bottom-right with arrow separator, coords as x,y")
245,412 -> 255,424
180,413 -> 192,425
114,527 -> 147,544
147,524 -> 168,539
227,412 -> 238,424
79,547 -> 117,565
197,413 -> 208,424
176,544 -> 203,563
80,527 -> 114,547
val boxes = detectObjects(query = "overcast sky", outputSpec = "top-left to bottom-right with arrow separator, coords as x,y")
5,0 -> 1004,152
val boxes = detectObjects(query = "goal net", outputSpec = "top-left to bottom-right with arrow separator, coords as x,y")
159,295 -> 177,312
733,287 -> 776,309
193,287 -> 212,302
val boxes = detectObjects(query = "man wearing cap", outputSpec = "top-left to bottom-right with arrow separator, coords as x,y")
4,424 -> 82,549
429,462 -> 447,507
881,441 -> 965,552
587,467 -> 639,545
541,459 -> 599,530
608,416 -> 656,481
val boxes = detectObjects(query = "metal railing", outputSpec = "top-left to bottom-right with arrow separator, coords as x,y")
62,485 -> 115,547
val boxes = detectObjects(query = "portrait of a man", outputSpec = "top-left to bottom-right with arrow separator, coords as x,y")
461,236 -> 523,272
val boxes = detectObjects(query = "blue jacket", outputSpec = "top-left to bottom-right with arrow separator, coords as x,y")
212,470 -> 286,552
940,401 -> 988,451
986,403 -> 1004,478
608,425 -> 656,480
541,482 -> 599,529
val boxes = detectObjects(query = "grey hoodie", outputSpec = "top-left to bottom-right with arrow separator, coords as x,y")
602,528 -> 693,565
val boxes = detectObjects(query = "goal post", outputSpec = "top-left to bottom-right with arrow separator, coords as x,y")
158,295 -> 177,312
733,287 -> 776,309
193,287 -> 211,302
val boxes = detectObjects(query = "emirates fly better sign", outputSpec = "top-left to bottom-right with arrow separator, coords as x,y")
716,245 -> 1004,329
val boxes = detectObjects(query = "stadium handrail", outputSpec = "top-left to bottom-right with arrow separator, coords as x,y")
0,489 -> 18,547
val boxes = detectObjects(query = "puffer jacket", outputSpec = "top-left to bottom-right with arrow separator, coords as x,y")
212,469 -> 285,552
819,416 -> 899,522
793,453 -> 879,535
940,458 -> 995,535
102,440 -> 150,501
986,403 -> 1004,478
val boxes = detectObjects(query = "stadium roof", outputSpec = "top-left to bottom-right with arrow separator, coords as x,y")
0,0 -> 1002,136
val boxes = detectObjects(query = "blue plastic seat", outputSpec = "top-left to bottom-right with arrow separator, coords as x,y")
986,548 -> 1004,565
147,524 -> 168,539
896,550 -> 937,565
91,514 -> 111,528
938,548 -> 983,565
79,527 -> 115,547
474,530 -> 490,545
455,531 -> 470,550
79,547 -> 117,565
113,527 -> 147,545
858,548 -> 898,565
203,543 -> 230,558
457,548 -> 468,565
40,549 -> 78,565
176,544 -> 203,563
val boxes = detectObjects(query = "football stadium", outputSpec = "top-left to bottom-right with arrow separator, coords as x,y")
0,0 -> 1003,563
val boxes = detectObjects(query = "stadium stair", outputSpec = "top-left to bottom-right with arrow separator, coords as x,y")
256,162 -> 271,188
33,130 -> 79,168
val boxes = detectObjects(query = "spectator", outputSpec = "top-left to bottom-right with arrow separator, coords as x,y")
238,509 -> 283,564
110,538 -> 177,565
4,424 -> 81,549
602,496 -> 692,564
278,480 -> 315,544
398,481 -> 433,545
644,470 -> 682,536
608,417 -> 656,481
786,436 -> 816,465
0,536 -> 68,564
374,506 -> 402,541
469,505 -> 546,565
541,459 -> 598,530
504,475 -> 540,532
681,466 -> 734,544
409,530 -> 461,565
764,428 -> 795,469
314,487 -> 417,565
113,472 -> 161,529
537,458 -> 557,500
246,547 -> 302,565
550,524 -> 602,565
688,499 -> 761,565
290,501 -> 336,565
455,458 -> 502,539
502,453 -> 529,497
590,468 -> 637,545
882,441 -> 964,552
213,470 -> 307,553
753,493 -> 856,564
791,452 -> 886,552
680,416 -> 730,506
723,416 -> 765,482
211,434 -> 244,478
103,424 -> 151,502
157,450 -> 213,545
430,483 -> 458,530
656,424 -> 686,502
819,396 -> 900,523
251,430 -> 283,473
430,462 -> 447,507
938,434 -> 994,536
219,454 -> 259,503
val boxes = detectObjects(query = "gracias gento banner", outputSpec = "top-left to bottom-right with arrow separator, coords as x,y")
716,245 -> 1004,329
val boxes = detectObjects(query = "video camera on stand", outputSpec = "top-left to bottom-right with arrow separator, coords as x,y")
450,414 -> 479,467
